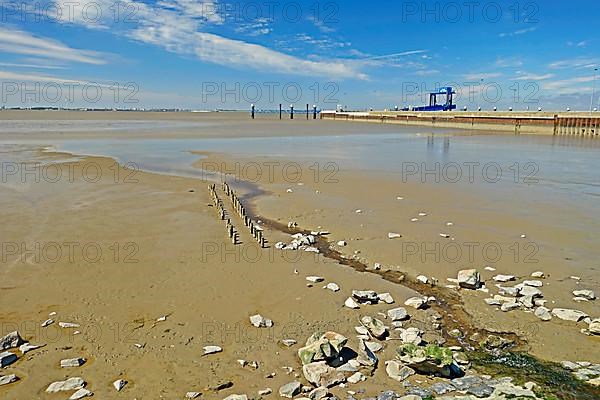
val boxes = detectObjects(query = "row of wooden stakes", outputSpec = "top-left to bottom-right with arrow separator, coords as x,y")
221,182 -> 267,248
208,183 -> 239,244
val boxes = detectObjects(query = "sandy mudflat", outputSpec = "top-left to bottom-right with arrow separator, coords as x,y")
0,112 -> 599,399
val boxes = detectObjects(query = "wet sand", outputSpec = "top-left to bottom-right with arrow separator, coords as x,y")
1,111 -> 599,398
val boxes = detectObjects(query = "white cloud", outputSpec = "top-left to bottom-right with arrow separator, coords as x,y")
512,73 -> 555,81
549,57 -> 600,70
47,0 -> 367,79
495,57 -> 523,68
499,26 -> 537,38
0,27 -> 106,65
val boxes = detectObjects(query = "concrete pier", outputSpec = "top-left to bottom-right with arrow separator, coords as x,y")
321,111 -> 600,136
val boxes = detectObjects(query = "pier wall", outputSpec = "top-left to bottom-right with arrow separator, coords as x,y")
321,111 -> 600,136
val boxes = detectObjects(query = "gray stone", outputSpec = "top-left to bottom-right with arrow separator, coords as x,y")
399,327 -> 422,345
46,377 -> 86,393
365,341 -> 383,353
352,290 -> 379,304
360,316 -> 387,339
500,301 -> 521,312
387,307 -> 409,321
0,352 -> 17,368
497,286 -> 520,297
467,383 -> 494,398
534,306 -> 552,321
60,358 -> 86,367
297,332 -> 347,365
404,297 -> 426,309
377,391 -> 400,400
378,293 -> 395,304
385,360 -> 415,382
519,295 -> 535,308
356,338 -> 378,367
0,332 -> 24,351
406,387 -> 432,398
573,290 -> 596,300
325,283 -> 340,292
457,269 -> 481,289
518,285 -> 543,297
0,374 -> 18,386
523,280 -> 543,287
551,308 -> 588,322
451,375 -> 484,391
279,381 -> 302,398
307,387 -> 328,400
430,381 -> 455,395
493,275 -> 516,283
69,389 -> 93,400
302,362 -> 345,388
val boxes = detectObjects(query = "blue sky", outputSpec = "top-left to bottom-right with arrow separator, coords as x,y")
0,0 -> 599,110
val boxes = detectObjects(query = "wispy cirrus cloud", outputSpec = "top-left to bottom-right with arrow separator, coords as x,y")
46,0 -> 367,79
512,72 -> 555,81
0,27 -> 107,65
549,57 -> 599,70
463,72 -> 503,81
499,26 -> 537,38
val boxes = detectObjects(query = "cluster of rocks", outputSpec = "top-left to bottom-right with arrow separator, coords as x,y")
276,233 -> 320,253
561,360 -> 600,386
344,290 -> 403,310
0,323 -> 128,397
447,268 -> 599,336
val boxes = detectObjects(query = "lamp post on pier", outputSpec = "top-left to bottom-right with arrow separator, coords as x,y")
591,67 -> 598,113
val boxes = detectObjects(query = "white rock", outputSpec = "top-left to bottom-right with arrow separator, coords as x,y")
0,332 -> 23,350
306,276 -> 325,283
60,358 -> 86,368
347,372 -> 365,384
378,293 -> 395,304
518,285 -> 543,298
387,307 -> 409,321
278,381 -> 302,398
551,308 -> 588,322
365,342 -> 383,353
485,298 -> 501,306
498,286 -> 521,297
589,319 -> 600,335
324,283 -> 340,292
46,377 -> 86,393
534,307 -> 552,321
281,339 -> 297,347
250,315 -> 274,328
419,212 -> 427,217
400,327 -> 422,345
457,269 -> 481,289
484,266 -> 496,271
69,388 -> 93,399
573,290 -> 595,300
0,374 -> 17,386
113,379 -> 127,391
19,343 -> 44,354
41,319 -> 54,327
523,280 -> 543,287
186,392 -> 202,398
203,346 -> 223,355
286,189 -> 293,193
59,322 -> 80,329
224,395 -> 248,400
352,290 -> 379,303
531,271 -> 545,278
387,232 -> 402,239
439,233 -> 451,238
404,297 -> 426,309
411,218 -> 419,222
416,275 -> 428,284
258,388 -> 272,396
493,275 -> 516,283
156,315 -> 167,322
501,301 -> 521,312
275,242 -> 287,249
344,297 -> 360,309
385,360 -> 415,381
337,241 -> 347,246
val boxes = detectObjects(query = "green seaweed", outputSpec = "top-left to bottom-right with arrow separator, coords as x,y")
469,351 -> 600,400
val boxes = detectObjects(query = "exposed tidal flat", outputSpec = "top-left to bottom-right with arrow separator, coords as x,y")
0,111 -> 599,399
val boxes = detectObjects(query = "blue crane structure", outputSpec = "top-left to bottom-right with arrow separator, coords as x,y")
409,87 -> 457,112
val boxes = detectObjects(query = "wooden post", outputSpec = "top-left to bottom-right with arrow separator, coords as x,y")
251,104 -> 255,119
306,104 -> 309,120
313,105 -> 317,119
290,104 -> 294,120
279,104 -> 282,120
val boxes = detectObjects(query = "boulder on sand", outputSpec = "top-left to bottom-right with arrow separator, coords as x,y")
302,361 -> 345,388
297,332 -> 348,365
457,269 -> 481,289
